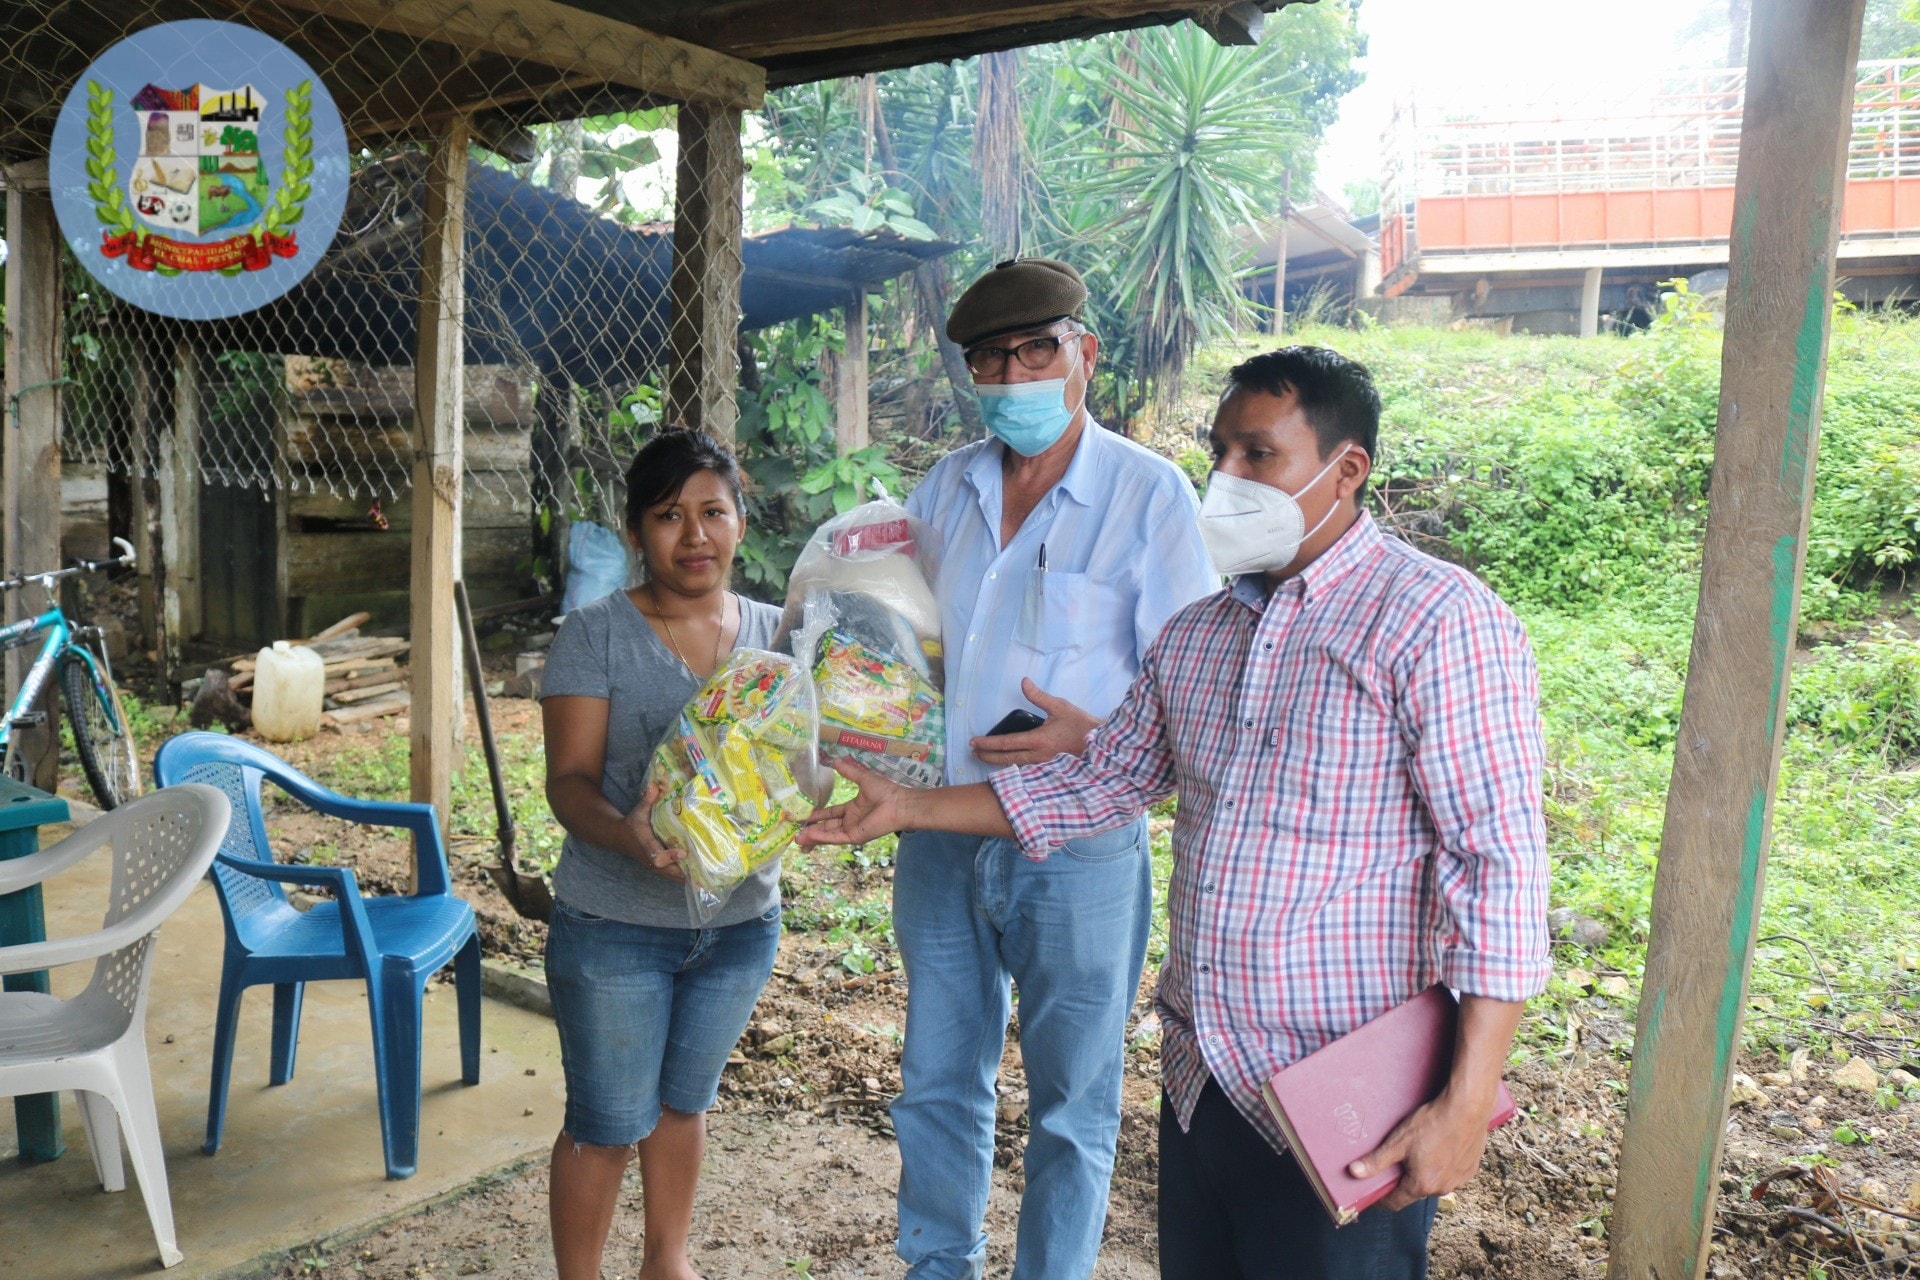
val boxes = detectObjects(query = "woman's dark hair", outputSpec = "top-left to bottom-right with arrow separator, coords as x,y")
622,426 -> 747,533
1225,345 -> 1381,464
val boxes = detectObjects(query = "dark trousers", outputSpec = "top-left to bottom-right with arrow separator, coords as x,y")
1158,1080 -> 1438,1280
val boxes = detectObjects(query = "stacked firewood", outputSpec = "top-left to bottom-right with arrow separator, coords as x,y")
204,612 -> 413,728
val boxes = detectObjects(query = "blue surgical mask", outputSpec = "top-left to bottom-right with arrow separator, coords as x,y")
975,378 -> 1077,457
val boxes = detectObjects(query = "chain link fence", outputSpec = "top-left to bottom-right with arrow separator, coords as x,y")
5,0 -> 753,641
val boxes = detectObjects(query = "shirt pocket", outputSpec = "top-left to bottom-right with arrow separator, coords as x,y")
1267,704 -> 1407,851
1015,570 -> 1094,653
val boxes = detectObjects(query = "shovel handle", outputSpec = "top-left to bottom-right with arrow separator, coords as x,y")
455,579 -> 516,858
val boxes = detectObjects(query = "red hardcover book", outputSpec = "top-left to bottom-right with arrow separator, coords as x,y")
1259,984 -> 1518,1226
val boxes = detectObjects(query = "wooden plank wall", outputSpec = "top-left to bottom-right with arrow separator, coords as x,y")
279,356 -> 537,639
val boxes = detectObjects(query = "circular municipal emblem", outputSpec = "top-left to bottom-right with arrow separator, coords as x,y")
49,18 -> 348,320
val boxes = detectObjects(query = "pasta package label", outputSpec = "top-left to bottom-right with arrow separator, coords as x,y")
812,629 -> 945,789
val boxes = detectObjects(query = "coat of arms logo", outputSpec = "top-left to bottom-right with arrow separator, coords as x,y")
84,75 -> 313,275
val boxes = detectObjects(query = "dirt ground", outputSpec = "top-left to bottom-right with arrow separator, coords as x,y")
110,681 -> 1920,1280
254,935 -> 1920,1280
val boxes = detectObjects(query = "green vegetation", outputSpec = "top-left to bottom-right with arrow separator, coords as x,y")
299,718 -> 566,877
280,295 -> 1920,1065
745,7 -> 1360,411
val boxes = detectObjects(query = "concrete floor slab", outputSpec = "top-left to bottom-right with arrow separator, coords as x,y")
1,825 -> 564,1279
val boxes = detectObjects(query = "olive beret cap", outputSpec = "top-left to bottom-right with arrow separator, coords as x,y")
946,257 -> 1089,348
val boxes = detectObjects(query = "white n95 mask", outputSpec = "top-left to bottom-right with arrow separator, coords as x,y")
1197,446 -> 1351,577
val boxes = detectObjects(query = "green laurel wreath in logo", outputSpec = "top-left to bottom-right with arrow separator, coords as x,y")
259,79 -> 314,238
83,80 -> 135,239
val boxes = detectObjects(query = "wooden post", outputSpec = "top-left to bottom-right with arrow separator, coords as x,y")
1269,170 -> 1292,337
665,101 -> 744,442
531,363 -> 576,596
833,292 -> 870,454
3,163 -> 65,791
1579,266 -> 1603,338
410,116 -> 469,834
1607,3 -> 1866,1277
124,341 -> 163,654
159,341 -> 202,677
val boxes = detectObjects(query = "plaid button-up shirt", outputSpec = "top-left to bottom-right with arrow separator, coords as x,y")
990,512 -> 1551,1151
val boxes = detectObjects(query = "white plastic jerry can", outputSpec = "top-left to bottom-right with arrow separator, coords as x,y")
252,641 -> 325,742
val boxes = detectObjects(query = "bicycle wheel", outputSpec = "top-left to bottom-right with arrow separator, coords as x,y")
61,654 -> 142,810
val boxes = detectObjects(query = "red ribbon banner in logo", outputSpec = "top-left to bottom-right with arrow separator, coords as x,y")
101,230 -> 298,272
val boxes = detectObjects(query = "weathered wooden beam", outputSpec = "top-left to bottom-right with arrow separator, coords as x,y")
127,343 -> 162,653
251,0 -> 766,108
294,526 -> 526,596
685,0 -> 1259,60
347,56 -> 588,142
2,175 -> 64,790
665,102 -> 744,442
530,366 -> 576,598
409,114 -> 469,835
1607,2 -> 1867,1277
160,341 -> 203,669
832,292 -> 870,454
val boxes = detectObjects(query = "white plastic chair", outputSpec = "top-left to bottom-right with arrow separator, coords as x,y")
0,784 -> 230,1269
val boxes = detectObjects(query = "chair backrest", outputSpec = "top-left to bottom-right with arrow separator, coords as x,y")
152,733 -> 311,947
79,785 -> 229,1033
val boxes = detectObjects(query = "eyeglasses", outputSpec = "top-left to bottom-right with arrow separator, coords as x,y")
964,331 -> 1084,378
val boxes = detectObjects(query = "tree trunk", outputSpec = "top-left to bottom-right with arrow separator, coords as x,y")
974,51 -> 1024,260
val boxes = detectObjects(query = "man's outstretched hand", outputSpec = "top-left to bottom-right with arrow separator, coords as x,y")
799,759 -> 914,847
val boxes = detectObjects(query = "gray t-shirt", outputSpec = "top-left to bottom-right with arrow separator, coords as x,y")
540,589 -> 784,928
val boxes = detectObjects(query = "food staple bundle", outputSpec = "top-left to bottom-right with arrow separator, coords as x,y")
783,501 -> 947,789
648,649 -> 818,922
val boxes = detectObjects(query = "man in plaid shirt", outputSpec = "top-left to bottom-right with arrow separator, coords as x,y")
803,347 -> 1551,1280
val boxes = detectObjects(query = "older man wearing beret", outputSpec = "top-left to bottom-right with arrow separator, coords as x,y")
889,259 -> 1217,1279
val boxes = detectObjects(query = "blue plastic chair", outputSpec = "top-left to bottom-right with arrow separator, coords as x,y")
152,731 -> 480,1180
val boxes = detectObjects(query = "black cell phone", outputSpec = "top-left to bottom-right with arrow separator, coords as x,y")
987,708 -> 1047,737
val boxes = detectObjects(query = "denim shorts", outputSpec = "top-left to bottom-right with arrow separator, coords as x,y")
544,897 -> 780,1146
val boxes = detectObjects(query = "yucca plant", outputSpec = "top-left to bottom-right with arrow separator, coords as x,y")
1066,24 -> 1311,406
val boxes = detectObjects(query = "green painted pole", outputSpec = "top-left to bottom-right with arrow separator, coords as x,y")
1607,2 -> 1866,1277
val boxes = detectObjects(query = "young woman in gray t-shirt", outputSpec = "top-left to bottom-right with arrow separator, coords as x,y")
539,427 -> 782,1280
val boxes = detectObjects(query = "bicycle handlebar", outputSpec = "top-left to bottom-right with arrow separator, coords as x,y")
0,537 -> 136,593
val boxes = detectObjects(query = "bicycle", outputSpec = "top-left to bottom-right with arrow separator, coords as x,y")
0,537 -> 143,809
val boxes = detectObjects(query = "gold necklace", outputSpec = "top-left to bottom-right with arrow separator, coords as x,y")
651,582 -> 727,676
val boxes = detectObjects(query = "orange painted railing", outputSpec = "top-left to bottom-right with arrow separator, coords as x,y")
1385,176 -> 1918,266
1380,60 -> 1920,278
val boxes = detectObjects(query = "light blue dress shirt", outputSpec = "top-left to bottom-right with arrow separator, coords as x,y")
905,420 -> 1218,786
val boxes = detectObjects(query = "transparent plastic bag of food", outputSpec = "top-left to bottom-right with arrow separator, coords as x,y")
781,501 -> 947,789
645,648 -> 826,924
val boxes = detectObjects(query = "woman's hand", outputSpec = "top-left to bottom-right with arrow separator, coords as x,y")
799,759 -> 913,847
624,778 -> 688,882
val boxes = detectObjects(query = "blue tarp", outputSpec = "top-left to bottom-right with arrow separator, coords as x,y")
207,152 -> 955,385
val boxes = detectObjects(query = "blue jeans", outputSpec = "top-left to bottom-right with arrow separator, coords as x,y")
545,898 -> 780,1147
891,821 -> 1152,1280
